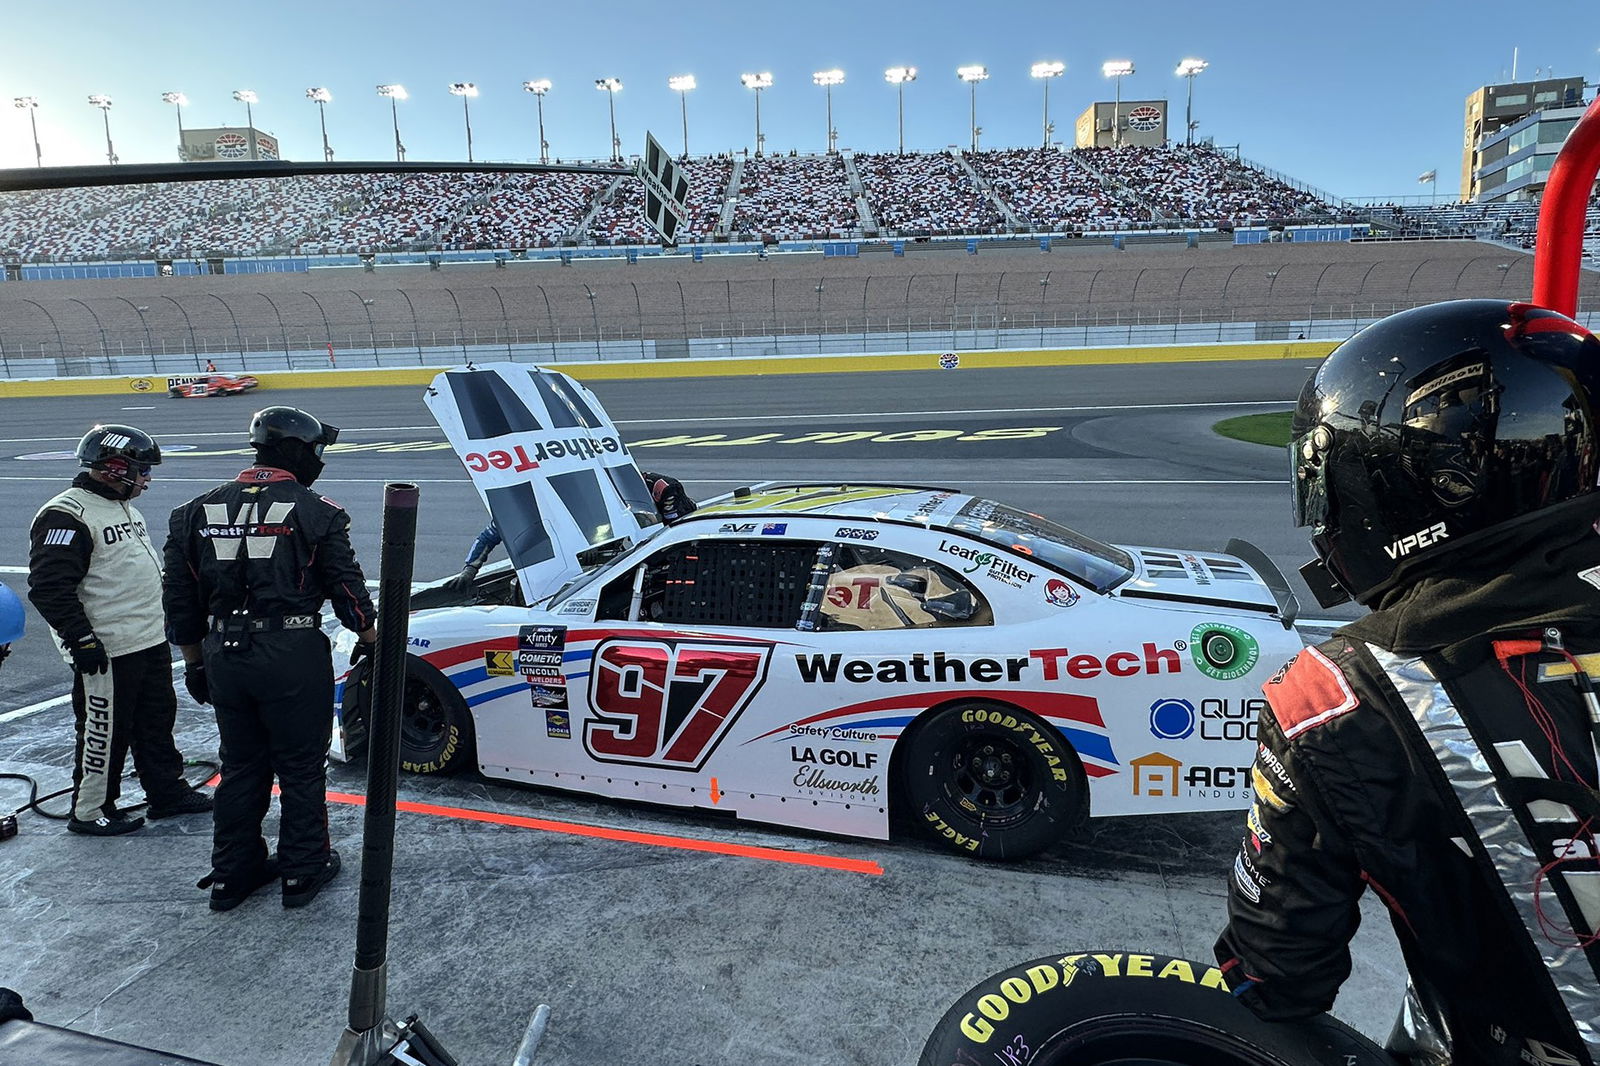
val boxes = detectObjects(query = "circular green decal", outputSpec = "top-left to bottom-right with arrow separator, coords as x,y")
1189,622 -> 1260,681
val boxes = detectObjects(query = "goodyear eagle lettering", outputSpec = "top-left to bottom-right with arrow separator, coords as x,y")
957,953 -> 1228,1043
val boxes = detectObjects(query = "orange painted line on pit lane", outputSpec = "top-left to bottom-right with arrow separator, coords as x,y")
323,789 -> 885,876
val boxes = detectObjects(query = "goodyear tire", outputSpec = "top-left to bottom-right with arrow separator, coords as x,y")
900,701 -> 1085,860
339,655 -> 475,775
919,951 -> 1395,1066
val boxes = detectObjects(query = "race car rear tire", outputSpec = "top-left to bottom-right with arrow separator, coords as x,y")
899,701 -> 1085,861
340,654 -> 476,775
919,951 -> 1395,1066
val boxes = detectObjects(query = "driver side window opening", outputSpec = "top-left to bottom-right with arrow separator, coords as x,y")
816,545 -> 990,632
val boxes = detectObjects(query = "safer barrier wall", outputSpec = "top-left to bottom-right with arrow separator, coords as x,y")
0,338 -> 1339,399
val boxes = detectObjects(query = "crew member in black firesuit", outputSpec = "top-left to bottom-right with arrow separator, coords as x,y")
28,425 -> 213,835
441,470 -> 696,591
1215,300 -> 1600,1064
164,407 -> 376,911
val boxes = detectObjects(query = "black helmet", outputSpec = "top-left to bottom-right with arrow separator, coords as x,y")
77,424 -> 161,488
1292,299 -> 1600,608
248,406 -> 339,452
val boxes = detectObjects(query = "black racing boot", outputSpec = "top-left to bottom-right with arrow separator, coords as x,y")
147,787 -> 214,820
67,811 -> 145,836
282,849 -> 341,909
199,858 -> 281,912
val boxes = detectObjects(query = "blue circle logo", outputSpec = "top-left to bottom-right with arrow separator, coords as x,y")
1149,698 -> 1196,740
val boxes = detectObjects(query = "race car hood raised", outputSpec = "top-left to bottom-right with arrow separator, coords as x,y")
426,363 -> 660,604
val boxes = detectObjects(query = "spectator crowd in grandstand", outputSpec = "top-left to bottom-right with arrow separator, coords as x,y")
1,141 -> 1589,261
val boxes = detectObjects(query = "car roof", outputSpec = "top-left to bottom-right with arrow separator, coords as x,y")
690,483 -> 972,529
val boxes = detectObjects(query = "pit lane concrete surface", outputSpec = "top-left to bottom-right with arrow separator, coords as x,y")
0,361 -> 1399,1066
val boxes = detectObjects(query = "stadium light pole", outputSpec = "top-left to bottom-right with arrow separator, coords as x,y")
87,94 -> 116,164
523,79 -> 551,162
595,77 -> 622,162
448,82 -> 477,162
957,65 -> 988,153
1102,61 -> 1134,147
14,96 -> 42,167
376,84 -> 407,161
885,66 -> 917,155
232,89 -> 259,159
161,92 -> 187,161
1031,61 -> 1064,149
306,87 -> 333,161
740,72 -> 772,157
812,69 -> 844,154
668,74 -> 695,157
1175,58 -> 1207,146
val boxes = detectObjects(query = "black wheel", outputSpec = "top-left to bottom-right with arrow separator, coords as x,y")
919,952 -> 1397,1066
338,654 -> 475,775
899,701 -> 1085,860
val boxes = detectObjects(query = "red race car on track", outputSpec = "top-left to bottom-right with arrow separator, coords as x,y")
167,373 -> 259,398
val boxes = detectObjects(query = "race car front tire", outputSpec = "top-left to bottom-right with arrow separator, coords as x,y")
919,951 -> 1394,1066
340,654 -> 476,775
899,701 -> 1085,861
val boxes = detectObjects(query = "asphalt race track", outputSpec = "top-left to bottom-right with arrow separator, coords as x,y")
0,360 -> 1399,1066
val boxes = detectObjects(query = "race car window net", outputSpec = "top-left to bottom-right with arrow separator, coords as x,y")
948,498 -> 1133,593
598,539 -> 822,628
816,546 -> 991,632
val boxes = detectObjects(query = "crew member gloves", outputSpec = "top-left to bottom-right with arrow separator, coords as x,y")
69,634 -> 109,675
183,663 -> 211,705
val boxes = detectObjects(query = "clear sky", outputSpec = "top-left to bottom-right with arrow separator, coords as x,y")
2,0 -> 1596,200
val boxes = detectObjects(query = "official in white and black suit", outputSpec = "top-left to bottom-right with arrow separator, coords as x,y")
28,425 -> 213,836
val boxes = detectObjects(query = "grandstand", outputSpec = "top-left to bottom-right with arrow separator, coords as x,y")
1,138 -> 1596,377
0,143 -> 1369,259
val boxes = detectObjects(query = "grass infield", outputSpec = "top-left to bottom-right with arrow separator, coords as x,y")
1214,411 -> 1293,448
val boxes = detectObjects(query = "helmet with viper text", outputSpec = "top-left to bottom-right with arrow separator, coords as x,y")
1291,299 -> 1600,608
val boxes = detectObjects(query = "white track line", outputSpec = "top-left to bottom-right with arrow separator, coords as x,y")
0,401 -> 1296,445
618,400 -> 1296,426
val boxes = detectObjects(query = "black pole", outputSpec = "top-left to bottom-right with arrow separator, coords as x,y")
348,481 -> 418,1032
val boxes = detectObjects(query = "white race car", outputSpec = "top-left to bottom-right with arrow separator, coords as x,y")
334,364 -> 1303,860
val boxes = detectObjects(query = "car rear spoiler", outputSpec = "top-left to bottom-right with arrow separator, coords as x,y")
1224,538 -> 1299,630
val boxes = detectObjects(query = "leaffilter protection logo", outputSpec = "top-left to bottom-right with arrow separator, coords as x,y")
1188,623 -> 1259,681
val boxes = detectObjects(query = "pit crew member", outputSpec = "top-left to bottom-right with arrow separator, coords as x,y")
27,425 -> 212,836
164,407 -> 376,912
1214,301 -> 1600,1065
444,470 -> 696,590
